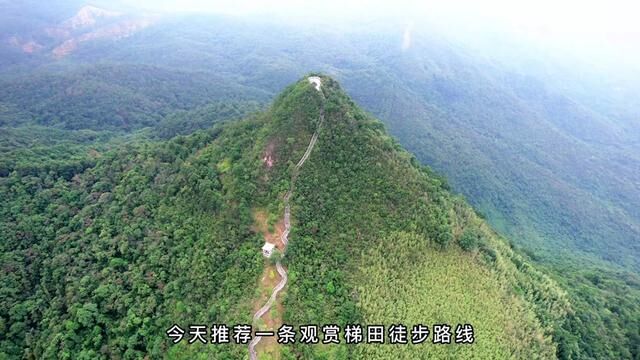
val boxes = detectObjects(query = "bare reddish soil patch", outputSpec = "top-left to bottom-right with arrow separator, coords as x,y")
261,141 -> 277,169
251,209 -> 287,359
252,210 -> 285,251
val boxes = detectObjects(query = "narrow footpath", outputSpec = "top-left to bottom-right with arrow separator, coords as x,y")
249,77 -> 325,360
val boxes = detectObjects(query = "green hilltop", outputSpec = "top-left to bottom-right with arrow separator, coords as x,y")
1,76 -> 573,359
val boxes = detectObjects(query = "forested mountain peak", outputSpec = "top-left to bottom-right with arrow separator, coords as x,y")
246,76 -> 571,358
0,76 -> 573,358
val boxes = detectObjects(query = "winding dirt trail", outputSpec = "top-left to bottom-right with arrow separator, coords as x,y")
249,77 -> 325,360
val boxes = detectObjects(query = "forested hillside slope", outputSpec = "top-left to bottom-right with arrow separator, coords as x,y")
1,76 -> 576,359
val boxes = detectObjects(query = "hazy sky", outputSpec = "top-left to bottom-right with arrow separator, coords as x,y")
113,0 -> 639,69
130,0 -> 639,36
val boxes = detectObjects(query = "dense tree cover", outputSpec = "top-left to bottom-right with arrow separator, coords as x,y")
0,121 -> 270,358
0,126 -> 116,178
152,101 -> 263,139
356,233 -> 553,358
0,64 -> 268,131
550,265 -> 640,359
0,118 -> 251,181
1,76 -> 576,359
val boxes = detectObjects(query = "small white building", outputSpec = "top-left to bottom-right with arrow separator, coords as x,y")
262,242 -> 276,258
308,76 -> 322,91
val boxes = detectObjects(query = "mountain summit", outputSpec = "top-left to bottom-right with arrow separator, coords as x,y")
254,76 -> 570,358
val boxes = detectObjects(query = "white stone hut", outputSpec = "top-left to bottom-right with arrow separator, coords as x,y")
262,242 -> 276,258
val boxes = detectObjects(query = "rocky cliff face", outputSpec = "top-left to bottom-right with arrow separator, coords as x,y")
51,17 -> 156,58
61,5 -> 122,30
6,4 -> 157,58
